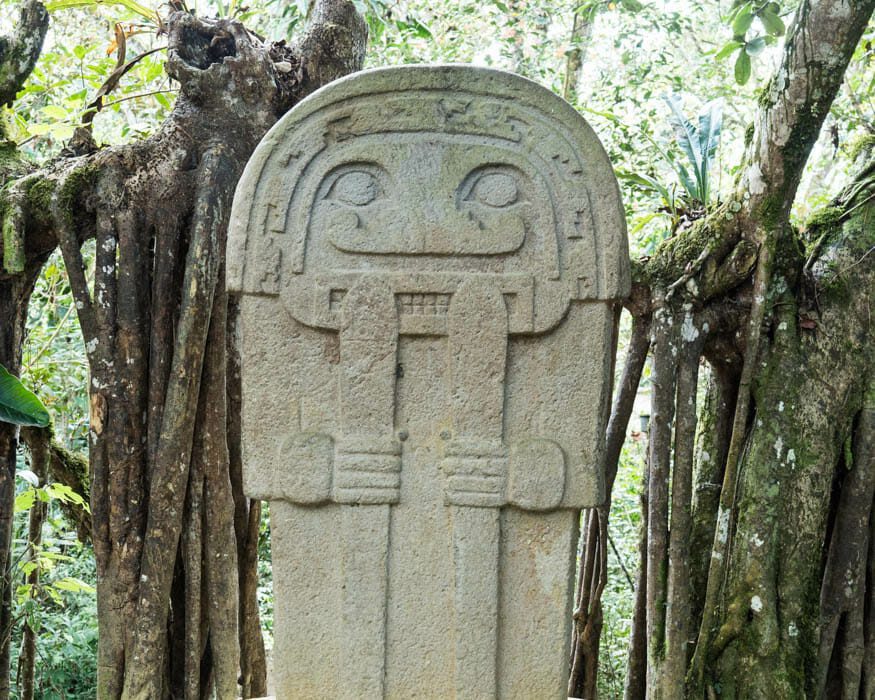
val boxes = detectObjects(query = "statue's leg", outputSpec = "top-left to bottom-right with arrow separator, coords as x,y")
336,278 -> 400,698
444,279 -> 509,699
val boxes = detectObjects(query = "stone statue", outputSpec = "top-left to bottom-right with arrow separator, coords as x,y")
227,64 -> 629,699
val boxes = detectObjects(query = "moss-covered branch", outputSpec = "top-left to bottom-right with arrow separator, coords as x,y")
637,0 -> 875,303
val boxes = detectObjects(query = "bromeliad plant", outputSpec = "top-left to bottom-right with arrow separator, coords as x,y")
618,93 -> 723,236
662,92 -> 723,208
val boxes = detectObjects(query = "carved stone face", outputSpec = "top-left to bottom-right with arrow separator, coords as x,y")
227,67 -> 630,333
304,136 -> 557,275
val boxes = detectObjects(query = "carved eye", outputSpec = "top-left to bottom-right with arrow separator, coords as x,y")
467,172 -> 519,208
327,170 -> 381,206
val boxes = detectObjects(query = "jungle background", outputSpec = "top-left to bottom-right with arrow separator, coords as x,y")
0,0 -> 872,697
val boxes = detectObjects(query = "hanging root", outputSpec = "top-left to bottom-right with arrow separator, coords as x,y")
689,230 -> 776,687
568,311 -> 652,700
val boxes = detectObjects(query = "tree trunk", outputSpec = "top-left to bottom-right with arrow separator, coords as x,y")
569,1 -> 875,697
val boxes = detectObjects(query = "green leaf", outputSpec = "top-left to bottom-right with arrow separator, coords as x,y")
395,17 -> 432,39
715,40 -> 743,60
663,93 -> 703,198
39,552 -> 75,562
732,2 -> 754,35
46,483 -> 90,512
618,0 -> 644,11
52,576 -> 96,594
745,36 -> 767,56
44,0 -> 156,22
0,365 -> 50,427
759,8 -> 785,37
697,100 -> 723,204
41,105 -> 68,121
14,489 -> 36,513
735,50 -> 752,85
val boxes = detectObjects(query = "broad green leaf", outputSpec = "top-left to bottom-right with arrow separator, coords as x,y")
663,93 -> 705,200
47,483 -> 90,512
26,122 -> 54,136
735,50 -> 752,85
732,2 -> 754,35
760,8 -> 785,37
697,100 -> 723,204
39,551 -> 75,562
715,41 -> 743,60
396,18 -> 432,39
41,105 -> 68,121
14,489 -> 36,513
0,365 -> 50,427
616,169 -> 673,205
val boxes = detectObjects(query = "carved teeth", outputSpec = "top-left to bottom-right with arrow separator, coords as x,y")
396,293 -> 451,316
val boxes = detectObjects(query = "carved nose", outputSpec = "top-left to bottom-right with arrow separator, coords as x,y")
418,194 -> 455,228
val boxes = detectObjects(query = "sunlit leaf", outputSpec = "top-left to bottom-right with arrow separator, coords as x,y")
715,40 -> 743,60
44,0 -> 157,22
14,489 -> 36,513
52,577 -> 96,594
732,2 -> 754,35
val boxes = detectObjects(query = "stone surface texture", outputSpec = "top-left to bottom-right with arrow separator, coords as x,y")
227,65 -> 630,699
